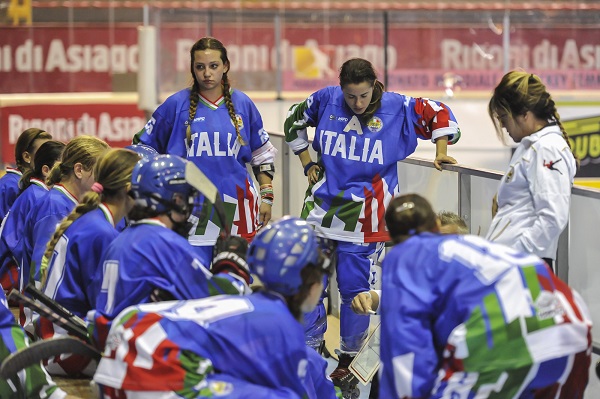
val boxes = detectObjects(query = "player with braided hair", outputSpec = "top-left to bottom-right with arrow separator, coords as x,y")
486,71 -> 577,271
89,154 -> 242,351
92,216 -> 339,399
32,148 -> 139,377
133,37 -> 277,267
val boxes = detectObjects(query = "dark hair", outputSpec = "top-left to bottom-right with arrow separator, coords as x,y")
338,58 -> 385,124
187,37 -> 244,147
20,140 -> 65,192
14,128 -> 53,171
285,263 -> 326,321
385,193 -> 437,244
488,71 -> 576,165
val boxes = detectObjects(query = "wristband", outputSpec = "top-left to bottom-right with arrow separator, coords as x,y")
260,184 -> 274,206
303,161 -> 317,176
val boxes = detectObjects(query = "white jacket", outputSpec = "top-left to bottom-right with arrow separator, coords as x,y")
486,125 -> 576,260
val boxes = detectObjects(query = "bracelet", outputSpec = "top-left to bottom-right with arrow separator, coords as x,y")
303,161 -> 317,176
260,184 -> 274,206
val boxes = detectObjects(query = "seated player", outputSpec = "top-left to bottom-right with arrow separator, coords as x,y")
92,216 -> 339,399
379,193 -> 592,398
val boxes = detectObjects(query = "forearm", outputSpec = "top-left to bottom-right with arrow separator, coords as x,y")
435,136 -> 449,157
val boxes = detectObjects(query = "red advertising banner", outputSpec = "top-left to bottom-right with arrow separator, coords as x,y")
1,25 -> 600,93
0,103 -> 145,164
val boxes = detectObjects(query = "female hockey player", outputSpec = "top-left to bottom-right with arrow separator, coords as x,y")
133,37 -> 277,266
92,216 -> 338,399
21,135 -> 109,292
379,193 -> 592,398
283,57 -> 461,392
35,148 -> 140,377
0,140 -> 65,297
89,154 -> 242,351
486,71 -> 577,271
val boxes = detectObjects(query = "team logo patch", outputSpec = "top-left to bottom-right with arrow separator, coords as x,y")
329,114 -> 335,120
367,116 -> 383,133
543,158 -> 563,175
231,114 -> 244,130
209,380 -> 234,396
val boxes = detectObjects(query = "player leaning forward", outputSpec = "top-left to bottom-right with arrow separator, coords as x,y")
283,57 -> 461,388
92,217 -> 337,398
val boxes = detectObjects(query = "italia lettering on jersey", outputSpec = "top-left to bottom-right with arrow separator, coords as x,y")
285,86 -> 460,243
135,88 -> 272,245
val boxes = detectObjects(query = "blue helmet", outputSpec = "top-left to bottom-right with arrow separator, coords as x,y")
125,144 -> 159,160
130,154 -> 196,214
247,216 -> 320,296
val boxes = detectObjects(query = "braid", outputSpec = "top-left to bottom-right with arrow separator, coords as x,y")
361,79 -> 384,124
46,162 -> 67,186
222,73 -> 245,145
41,192 -> 101,284
554,113 -> 579,169
187,84 -> 200,148
19,168 -> 35,191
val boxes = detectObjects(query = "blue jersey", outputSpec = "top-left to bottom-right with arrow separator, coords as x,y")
0,167 -> 22,218
90,218 -> 240,348
284,87 -> 460,243
135,88 -> 275,245
42,205 -> 118,318
0,178 -> 48,275
0,290 -> 66,399
304,347 -> 340,399
379,233 -> 592,398
23,184 -> 78,288
94,294 -> 309,397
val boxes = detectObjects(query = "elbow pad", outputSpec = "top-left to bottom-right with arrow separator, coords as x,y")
252,163 -> 275,180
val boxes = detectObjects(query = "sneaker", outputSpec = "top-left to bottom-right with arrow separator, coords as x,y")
330,352 -> 359,399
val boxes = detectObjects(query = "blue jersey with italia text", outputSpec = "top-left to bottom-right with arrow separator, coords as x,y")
93,293 -> 309,397
285,87 -> 460,243
23,184 -> 78,288
135,88 -> 273,246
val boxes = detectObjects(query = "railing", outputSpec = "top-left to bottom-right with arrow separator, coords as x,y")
269,132 -> 600,357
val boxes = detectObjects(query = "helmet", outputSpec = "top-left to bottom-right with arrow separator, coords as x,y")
125,144 -> 159,160
247,216 -> 320,296
130,154 -> 195,214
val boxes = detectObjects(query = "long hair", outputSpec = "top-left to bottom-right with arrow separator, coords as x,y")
488,71 -> 577,166
46,135 -> 109,187
339,58 -> 385,124
43,148 -> 139,280
14,128 -> 53,172
20,140 -> 65,192
187,37 -> 244,148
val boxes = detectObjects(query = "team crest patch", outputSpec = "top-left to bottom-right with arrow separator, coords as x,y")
367,116 -> 383,133
231,114 -> 244,130
209,380 -> 234,396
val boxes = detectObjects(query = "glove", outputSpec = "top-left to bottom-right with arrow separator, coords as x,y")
211,236 -> 252,285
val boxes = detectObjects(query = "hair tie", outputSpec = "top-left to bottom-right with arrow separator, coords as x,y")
91,182 -> 104,194
395,202 -> 415,213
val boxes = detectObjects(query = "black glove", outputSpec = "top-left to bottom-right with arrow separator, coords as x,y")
211,236 -> 251,285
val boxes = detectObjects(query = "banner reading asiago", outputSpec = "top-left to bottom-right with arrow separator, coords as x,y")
0,103 -> 145,164
1,25 -> 599,93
